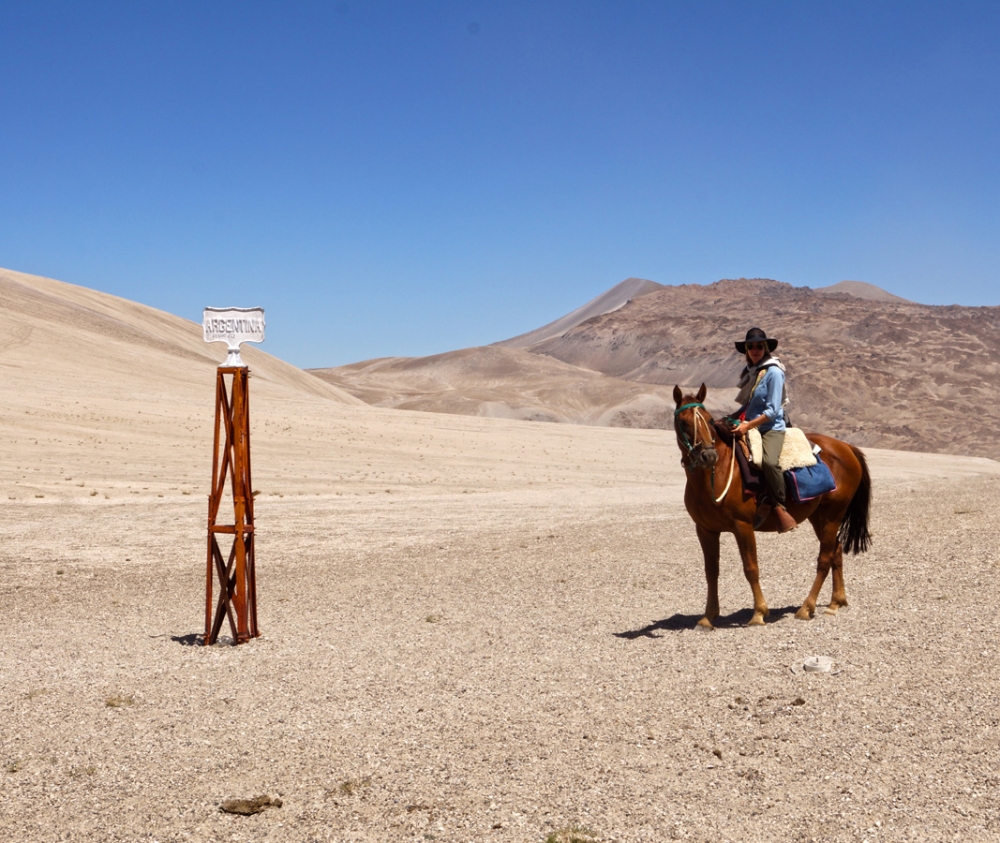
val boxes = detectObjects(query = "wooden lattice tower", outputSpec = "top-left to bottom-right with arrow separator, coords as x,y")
204,366 -> 259,644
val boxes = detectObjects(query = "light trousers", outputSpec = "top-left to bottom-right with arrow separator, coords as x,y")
760,429 -> 786,506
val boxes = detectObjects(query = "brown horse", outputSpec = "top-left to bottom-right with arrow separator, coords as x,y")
672,384 -> 871,628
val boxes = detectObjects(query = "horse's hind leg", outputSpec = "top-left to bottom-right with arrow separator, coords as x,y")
796,518 -> 846,620
695,525 -> 721,629
828,539 -> 847,614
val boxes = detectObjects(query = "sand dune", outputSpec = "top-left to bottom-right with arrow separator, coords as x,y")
0,268 -> 360,402
311,344 -> 732,426
0,267 -> 367,500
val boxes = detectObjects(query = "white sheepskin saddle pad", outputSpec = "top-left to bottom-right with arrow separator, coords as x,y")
747,427 -> 817,470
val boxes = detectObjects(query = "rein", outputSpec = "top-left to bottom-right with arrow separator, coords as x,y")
673,402 -> 736,504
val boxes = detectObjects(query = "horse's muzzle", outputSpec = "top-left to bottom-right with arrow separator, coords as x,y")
696,447 -> 718,468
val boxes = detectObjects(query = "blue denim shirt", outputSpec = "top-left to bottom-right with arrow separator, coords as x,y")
743,364 -> 786,433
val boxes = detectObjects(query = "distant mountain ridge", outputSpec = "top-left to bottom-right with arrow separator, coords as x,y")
815,280 -> 911,302
495,277 -> 665,348
313,276 -> 1000,459
498,277 -> 910,349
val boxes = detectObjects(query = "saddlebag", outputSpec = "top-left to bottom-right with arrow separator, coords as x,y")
785,460 -> 837,503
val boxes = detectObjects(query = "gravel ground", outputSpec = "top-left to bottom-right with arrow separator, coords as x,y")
2,471 -> 1000,843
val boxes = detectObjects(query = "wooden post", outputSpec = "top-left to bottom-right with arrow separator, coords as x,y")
204,366 -> 258,645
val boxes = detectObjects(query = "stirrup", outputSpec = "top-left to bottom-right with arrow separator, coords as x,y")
753,501 -> 772,530
774,505 -> 797,534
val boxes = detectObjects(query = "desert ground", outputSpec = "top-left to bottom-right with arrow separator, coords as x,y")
3,267 -> 1000,842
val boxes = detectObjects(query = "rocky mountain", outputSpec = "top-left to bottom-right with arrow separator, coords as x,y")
530,278 -> 1000,457
815,280 -> 912,302
313,277 -> 1000,459
495,276 -> 666,348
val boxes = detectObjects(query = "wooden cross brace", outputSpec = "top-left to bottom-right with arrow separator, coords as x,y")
204,366 -> 259,645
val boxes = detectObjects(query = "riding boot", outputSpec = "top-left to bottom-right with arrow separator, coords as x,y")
774,504 -> 797,534
753,500 -> 773,530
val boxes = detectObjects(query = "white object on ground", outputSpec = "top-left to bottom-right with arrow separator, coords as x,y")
802,655 -> 835,673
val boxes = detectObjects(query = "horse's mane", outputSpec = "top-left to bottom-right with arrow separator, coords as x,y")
711,417 -> 736,446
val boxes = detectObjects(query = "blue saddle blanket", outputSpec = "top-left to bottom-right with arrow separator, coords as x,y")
785,460 -> 837,502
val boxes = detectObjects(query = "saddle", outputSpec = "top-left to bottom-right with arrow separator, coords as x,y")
714,421 -> 827,504
746,427 -> 817,470
713,420 -> 765,501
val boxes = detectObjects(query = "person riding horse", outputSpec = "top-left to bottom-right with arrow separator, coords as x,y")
671,381 -> 872,626
732,327 -> 797,533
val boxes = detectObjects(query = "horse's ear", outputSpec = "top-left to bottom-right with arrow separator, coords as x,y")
696,383 -> 707,402
673,385 -> 683,405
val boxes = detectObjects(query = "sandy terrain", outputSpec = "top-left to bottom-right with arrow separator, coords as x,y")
3,268 -> 1000,842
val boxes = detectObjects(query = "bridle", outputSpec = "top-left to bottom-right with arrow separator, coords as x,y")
674,402 -> 715,459
673,401 -> 736,504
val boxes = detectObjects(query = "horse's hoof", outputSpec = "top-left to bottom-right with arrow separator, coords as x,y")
696,617 -> 715,631
748,614 -> 766,626
823,605 -> 840,616
795,606 -> 814,621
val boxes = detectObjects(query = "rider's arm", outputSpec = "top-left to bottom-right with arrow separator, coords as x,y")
738,413 -> 770,433
736,369 -> 782,435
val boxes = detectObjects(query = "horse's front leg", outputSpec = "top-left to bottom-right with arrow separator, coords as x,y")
695,525 -> 720,629
733,523 -> 769,625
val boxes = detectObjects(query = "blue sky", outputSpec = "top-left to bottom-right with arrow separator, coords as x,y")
2,1 -> 998,367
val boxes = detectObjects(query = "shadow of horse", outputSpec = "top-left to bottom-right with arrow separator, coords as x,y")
614,604 -> 802,639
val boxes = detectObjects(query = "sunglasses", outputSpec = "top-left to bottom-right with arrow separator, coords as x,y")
746,342 -> 766,351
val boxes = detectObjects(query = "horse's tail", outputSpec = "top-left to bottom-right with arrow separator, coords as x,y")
838,445 -> 872,555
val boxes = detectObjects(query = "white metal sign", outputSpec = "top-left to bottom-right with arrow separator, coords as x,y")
203,306 -> 266,367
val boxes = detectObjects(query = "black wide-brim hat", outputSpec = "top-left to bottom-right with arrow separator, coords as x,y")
735,327 -> 779,354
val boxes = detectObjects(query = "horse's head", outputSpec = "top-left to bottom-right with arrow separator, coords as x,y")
672,383 -> 718,469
